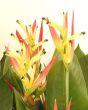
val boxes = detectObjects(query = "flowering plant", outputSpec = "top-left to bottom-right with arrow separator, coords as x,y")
0,12 -> 88,110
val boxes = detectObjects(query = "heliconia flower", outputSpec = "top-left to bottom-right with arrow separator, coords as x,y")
6,19 -> 51,94
45,12 -> 85,65
29,53 -> 58,94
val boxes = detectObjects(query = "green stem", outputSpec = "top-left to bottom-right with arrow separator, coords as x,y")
66,68 -> 69,108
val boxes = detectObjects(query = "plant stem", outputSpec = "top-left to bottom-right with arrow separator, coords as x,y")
66,68 -> 69,108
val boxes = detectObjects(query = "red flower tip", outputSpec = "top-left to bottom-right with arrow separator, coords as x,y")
39,21 -> 43,42
65,11 -> 68,31
38,21 -> 43,50
25,44 -> 30,60
53,99 -> 58,110
71,11 -> 74,35
16,30 -> 27,46
32,19 -> 36,33
67,100 -> 71,110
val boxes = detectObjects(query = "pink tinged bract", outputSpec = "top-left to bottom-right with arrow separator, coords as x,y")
71,11 -> 74,48
16,30 -> 27,46
38,21 -> 43,50
71,11 -> 74,57
9,57 -> 20,74
49,25 -> 62,52
65,12 -> 68,31
71,11 -> 74,36
25,25 -> 30,37
31,53 -> 58,91
25,44 -> 30,60
32,19 -> 36,33
63,12 -> 68,35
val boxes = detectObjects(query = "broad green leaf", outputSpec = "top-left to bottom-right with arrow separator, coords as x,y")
3,56 -> 10,75
0,54 -> 6,76
46,56 -> 66,110
0,54 -> 24,94
75,45 -> 88,92
6,69 -> 24,95
69,54 -> 88,110
46,54 -> 88,110
0,55 -> 10,77
0,77 -> 13,110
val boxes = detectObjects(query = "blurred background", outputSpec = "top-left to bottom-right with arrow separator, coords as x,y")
0,0 -> 88,63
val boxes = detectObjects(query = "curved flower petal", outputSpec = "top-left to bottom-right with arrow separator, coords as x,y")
50,22 -> 64,38
63,12 -> 68,36
32,19 -> 36,33
16,30 -> 27,46
71,11 -> 74,36
38,21 -> 43,50
9,57 -> 21,75
25,44 -> 30,60
48,25 -> 63,53
29,53 -> 58,93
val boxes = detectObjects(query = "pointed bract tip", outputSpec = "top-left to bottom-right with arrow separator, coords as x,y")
53,99 -> 58,110
67,100 -> 71,110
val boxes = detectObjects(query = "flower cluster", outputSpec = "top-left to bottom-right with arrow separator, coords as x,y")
3,11 -> 86,110
6,20 -> 57,96
44,12 -> 85,67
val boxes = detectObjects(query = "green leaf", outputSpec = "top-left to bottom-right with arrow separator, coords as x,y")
69,54 -> 88,110
6,69 -> 24,95
46,56 -> 66,110
75,45 -> 88,92
46,54 -> 88,110
0,54 -> 24,95
0,77 -> 13,110
0,55 -> 10,77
